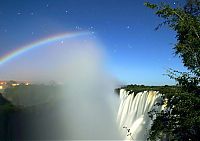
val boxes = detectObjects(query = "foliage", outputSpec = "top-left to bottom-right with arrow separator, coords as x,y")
145,0 -> 200,140
145,1 -> 200,75
117,84 -> 179,94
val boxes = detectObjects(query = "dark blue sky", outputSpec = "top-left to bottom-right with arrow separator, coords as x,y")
0,0 -> 187,85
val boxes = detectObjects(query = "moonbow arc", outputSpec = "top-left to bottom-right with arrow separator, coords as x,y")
0,31 -> 90,65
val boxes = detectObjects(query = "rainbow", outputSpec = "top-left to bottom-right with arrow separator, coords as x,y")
0,31 -> 90,65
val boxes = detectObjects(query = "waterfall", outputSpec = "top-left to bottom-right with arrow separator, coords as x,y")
117,89 -> 163,140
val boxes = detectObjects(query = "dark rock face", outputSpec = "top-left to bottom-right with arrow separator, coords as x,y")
0,93 -> 9,105
1,100 -> 68,140
0,93 -> 13,140
0,92 -> 65,140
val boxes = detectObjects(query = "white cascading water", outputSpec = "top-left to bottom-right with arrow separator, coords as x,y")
117,89 -> 164,140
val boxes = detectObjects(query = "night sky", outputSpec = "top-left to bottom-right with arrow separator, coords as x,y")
0,0 -> 187,85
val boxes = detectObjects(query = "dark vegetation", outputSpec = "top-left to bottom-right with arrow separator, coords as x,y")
117,1 -> 200,140
0,93 -> 18,140
0,84 -> 68,140
115,84 -> 180,95
1,0 -> 200,140
144,0 -> 200,140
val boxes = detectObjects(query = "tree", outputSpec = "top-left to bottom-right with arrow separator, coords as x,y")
145,1 -> 200,140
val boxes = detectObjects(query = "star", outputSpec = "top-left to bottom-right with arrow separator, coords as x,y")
75,26 -> 82,30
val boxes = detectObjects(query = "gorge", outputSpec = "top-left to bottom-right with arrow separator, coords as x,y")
117,89 -> 165,140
